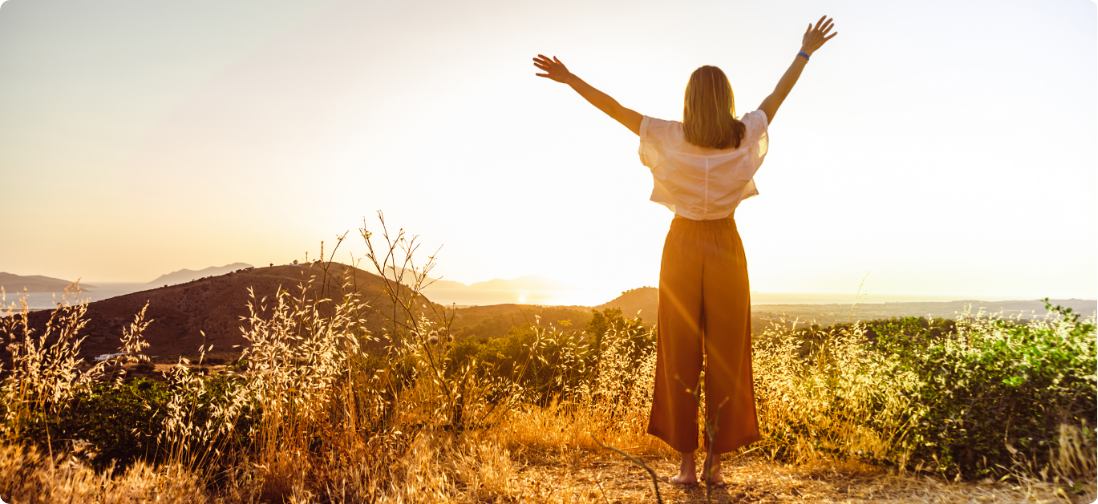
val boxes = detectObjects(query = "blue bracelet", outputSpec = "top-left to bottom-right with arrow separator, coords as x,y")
797,51 -> 810,61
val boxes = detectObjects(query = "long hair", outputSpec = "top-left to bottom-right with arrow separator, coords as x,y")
683,65 -> 746,150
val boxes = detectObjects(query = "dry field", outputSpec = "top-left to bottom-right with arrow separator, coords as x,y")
1,221 -> 1094,503
0,432 -> 1092,503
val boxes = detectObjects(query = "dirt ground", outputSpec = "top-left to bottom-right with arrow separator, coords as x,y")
505,452 -> 1097,504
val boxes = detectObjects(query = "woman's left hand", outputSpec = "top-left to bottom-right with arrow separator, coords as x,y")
800,16 -> 837,56
533,54 -> 573,83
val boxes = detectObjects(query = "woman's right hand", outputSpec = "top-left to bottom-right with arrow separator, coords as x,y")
800,16 -> 837,56
533,54 -> 574,84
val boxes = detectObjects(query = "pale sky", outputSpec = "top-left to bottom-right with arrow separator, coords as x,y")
1,0 -> 1095,300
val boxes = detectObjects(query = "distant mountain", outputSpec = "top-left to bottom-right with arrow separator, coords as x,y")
0,272 -> 96,293
384,266 -> 469,290
468,275 -> 579,291
384,268 -> 576,291
148,263 -> 252,286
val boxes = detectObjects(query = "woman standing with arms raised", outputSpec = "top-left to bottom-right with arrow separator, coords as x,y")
533,16 -> 837,486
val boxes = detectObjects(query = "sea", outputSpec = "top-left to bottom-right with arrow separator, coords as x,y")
3,283 -> 150,311
3,283 -> 1082,311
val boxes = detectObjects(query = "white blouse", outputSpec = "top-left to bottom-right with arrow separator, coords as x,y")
638,109 -> 769,220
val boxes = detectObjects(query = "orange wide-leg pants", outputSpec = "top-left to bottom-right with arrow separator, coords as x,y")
646,215 -> 760,454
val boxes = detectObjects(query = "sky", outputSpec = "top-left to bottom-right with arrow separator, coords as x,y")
0,0 -> 1095,300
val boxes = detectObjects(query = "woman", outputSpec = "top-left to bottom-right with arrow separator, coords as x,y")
533,16 -> 837,486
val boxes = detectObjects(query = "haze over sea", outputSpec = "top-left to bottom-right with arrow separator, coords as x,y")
7,284 -> 1074,311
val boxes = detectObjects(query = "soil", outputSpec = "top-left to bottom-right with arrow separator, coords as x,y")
514,453 -> 1096,503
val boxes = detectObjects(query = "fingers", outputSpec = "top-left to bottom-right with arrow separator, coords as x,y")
810,16 -> 834,36
533,54 -> 566,80
533,54 -> 563,70
824,31 -> 838,41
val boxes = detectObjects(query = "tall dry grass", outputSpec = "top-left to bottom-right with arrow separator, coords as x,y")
0,215 -> 1093,502
0,286 -> 152,445
753,318 -> 915,465
752,307 -> 1096,483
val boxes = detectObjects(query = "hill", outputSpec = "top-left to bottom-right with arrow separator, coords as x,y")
8,262 -> 433,360
0,272 -> 96,293
147,263 -> 253,286
448,304 -> 592,341
595,287 -> 658,320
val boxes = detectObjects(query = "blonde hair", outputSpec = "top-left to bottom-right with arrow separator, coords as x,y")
683,65 -> 746,150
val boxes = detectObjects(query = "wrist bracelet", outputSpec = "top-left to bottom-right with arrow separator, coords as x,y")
797,51 -> 810,61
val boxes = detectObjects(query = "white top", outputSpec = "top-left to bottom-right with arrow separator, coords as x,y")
638,109 -> 769,220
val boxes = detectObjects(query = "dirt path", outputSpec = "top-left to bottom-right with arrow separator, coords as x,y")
504,453 -> 1095,503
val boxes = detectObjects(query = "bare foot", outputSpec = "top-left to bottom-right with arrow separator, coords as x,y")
669,471 -> 698,486
669,450 -> 698,486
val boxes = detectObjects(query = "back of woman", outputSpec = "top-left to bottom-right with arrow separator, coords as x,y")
640,108 -> 769,220
533,15 -> 837,487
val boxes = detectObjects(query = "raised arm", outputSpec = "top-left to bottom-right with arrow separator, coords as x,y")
758,16 -> 837,126
533,55 -> 643,136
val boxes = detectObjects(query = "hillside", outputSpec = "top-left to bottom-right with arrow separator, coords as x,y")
447,304 -> 592,340
0,272 -> 95,293
8,262 -> 433,360
595,286 -> 658,320
147,263 -> 253,286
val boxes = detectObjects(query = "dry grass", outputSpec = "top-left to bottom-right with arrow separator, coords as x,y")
0,215 -> 1094,503
0,439 -> 1092,503
0,444 -> 207,503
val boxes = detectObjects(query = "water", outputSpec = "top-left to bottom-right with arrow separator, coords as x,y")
421,288 -> 621,307
2,283 -> 149,310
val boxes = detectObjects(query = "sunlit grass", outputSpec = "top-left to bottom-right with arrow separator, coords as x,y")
0,215 -> 1093,503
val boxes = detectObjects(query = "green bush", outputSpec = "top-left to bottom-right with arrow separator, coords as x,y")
875,302 -> 1096,479
19,378 -> 170,469
16,374 -> 259,471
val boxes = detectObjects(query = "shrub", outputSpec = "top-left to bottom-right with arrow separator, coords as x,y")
883,301 -> 1097,480
20,379 -> 170,470
753,301 -> 1097,482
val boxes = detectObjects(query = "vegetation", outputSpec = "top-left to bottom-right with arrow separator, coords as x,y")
0,217 -> 1093,502
753,305 -> 1095,486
